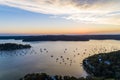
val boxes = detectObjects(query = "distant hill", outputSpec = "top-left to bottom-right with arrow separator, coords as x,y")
0,35 -> 120,42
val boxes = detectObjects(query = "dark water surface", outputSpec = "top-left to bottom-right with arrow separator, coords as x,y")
0,39 -> 120,80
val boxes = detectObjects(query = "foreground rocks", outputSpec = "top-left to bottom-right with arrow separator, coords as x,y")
19,73 -> 116,80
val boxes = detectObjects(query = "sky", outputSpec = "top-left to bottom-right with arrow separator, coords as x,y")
0,0 -> 120,35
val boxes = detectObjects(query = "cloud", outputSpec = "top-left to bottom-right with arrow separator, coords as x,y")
0,0 -> 120,25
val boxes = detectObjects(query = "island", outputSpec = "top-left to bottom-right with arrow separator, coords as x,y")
0,43 -> 31,51
83,50 -> 120,79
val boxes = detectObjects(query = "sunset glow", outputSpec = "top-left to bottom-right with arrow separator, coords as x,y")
0,0 -> 120,35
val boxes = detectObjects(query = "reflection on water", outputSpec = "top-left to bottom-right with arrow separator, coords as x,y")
0,40 -> 120,80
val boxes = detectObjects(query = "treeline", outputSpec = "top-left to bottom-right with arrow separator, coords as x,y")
0,43 -> 31,51
0,35 -> 120,42
19,73 -> 114,80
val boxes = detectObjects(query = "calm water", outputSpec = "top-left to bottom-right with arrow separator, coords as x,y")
0,39 -> 120,80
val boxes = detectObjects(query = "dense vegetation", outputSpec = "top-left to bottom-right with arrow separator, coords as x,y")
19,73 -> 115,80
0,43 -> 31,51
83,50 -> 120,79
